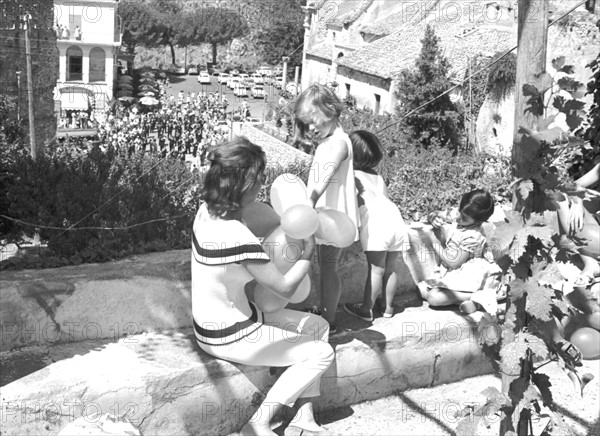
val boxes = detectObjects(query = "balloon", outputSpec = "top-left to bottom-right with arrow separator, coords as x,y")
569,327 -> 600,360
262,226 -> 304,272
254,284 -> 289,313
270,174 -> 308,215
314,207 -> 357,248
242,201 -> 280,237
290,275 -> 311,304
587,312 -> 600,331
281,205 -> 319,239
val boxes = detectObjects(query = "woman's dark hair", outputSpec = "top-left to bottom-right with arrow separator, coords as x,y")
293,83 -> 344,142
459,189 -> 495,223
201,136 -> 266,217
350,130 -> 383,171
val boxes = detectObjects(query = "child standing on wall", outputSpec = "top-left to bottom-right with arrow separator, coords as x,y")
343,131 -> 408,321
294,83 -> 360,334
416,189 -> 502,315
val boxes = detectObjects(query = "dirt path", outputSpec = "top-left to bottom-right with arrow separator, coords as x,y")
314,359 -> 600,436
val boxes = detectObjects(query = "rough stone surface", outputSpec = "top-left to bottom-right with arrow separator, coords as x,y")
0,305 -> 493,436
0,230 -> 433,352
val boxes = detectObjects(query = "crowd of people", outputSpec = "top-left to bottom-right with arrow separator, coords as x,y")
96,79 -> 233,166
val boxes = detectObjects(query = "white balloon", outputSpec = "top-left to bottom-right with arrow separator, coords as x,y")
270,173 -> 308,216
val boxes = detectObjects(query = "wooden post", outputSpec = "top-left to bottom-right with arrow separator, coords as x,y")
24,13 -> 37,160
512,0 -> 549,176
501,1 -> 549,435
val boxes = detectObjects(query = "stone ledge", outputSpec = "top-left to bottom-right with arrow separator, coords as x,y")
0,231 -> 436,353
0,304 -> 494,436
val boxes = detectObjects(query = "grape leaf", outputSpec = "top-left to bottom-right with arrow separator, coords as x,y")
523,84 -> 544,116
517,179 -> 534,202
509,376 -> 529,403
532,373 -> 553,407
551,56 -> 565,71
526,283 -> 554,321
509,279 -> 528,300
501,340 -> 529,376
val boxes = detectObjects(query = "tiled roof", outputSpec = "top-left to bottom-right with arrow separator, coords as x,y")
305,39 -> 334,59
337,21 -> 516,80
312,0 -> 373,27
358,1 -> 438,36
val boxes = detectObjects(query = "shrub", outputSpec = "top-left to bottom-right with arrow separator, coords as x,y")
2,144 -> 201,268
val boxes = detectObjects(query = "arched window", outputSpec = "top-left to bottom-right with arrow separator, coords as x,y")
89,47 -> 106,82
66,45 -> 83,81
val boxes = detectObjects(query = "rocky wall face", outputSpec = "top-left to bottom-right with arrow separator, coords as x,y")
0,1 -> 58,150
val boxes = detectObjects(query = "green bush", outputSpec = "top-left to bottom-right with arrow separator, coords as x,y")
2,145 -> 201,268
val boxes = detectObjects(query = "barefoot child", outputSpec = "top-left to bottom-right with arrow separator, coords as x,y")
192,137 -> 334,435
294,84 -> 360,334
417,189 -> 501,315
343,131 -> 408,321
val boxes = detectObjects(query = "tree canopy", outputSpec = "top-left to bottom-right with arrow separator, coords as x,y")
395,25 -> 463,150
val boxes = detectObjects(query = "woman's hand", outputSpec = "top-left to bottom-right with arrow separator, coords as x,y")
301,234 -> 316,260
427,211 -> 445,229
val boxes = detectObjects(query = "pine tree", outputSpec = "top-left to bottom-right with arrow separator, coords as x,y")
395,25 -> 463,149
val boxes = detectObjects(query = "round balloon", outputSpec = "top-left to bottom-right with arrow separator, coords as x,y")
281,205 -> 319,239
587,312 -> 600,331
569,327 -> 600,360
254,284 -> 288,313
242,201 -> 280,238
289,275 -> 311,304
262,226 -> 304,272
270,174 -> 308,215
315,207 -> 357,248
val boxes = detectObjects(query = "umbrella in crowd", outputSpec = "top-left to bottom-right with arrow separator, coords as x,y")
139,77 -> 157,85
118,74 -> 134,82
140,72 -> 155,79
117,83 -> 134,91
140,96 -> 159,105
157,72 -> 167,79
117,90 -> 133,98
118,96 -> 136,104
137,91 -> 156,97
138,84 -> 158,92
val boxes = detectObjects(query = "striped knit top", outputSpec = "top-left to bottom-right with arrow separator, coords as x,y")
191,203 -> 270,346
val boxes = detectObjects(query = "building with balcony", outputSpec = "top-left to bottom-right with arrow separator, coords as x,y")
53,0 -> 121,120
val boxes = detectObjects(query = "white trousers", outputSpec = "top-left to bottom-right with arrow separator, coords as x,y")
199,309 -> 334,407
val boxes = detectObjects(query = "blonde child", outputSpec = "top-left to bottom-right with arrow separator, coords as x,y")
192,137 -> 334,435
343,131 -> 408,321
417,189 -> 501,315
294,84 -> 360,334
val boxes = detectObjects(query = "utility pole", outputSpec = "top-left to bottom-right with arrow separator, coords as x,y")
23,13 -> 37,160
501,1 -> 549,435
16,71 -> 21,122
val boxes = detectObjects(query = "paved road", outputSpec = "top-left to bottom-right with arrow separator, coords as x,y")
164,73 -> 280,122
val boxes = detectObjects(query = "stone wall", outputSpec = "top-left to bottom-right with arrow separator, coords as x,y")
0,0 -> 58,149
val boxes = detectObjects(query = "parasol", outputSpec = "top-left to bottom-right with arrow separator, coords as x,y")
140,96 -> 159,105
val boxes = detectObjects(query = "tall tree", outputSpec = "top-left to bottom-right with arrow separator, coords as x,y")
253,0 -> 305,67
395,25 -> 463,150
185,7 -> 249,65
119,0 -> 188,65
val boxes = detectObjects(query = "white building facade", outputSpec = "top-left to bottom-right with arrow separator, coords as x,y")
53,0 -> 121,116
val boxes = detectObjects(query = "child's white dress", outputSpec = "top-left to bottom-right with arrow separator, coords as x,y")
424,223 -> 501,313
307,128 -> 360,245
355,170 -> 407,252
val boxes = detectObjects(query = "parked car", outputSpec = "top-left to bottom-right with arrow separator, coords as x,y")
251,73 -> 264,84
257,66 -> 273,77
227,75 -> 240,89
217,72 -> 230,85
211,65 -> 222,76
233,82 -> 247,97
239,73 -> 250,83
251,85 -> 265,99
168,65 -> 186,75
187,65 -> 199,75
230,69 -> 240,76
274,75 -> 284,89
198,71 -> 211,84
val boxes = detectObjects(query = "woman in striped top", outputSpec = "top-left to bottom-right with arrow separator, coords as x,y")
192,137 -> 334,436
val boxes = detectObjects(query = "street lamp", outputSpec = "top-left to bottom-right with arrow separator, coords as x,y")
16,71 -> 21,121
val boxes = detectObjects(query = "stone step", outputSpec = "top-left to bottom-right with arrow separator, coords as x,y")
0,302 -> 494,436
